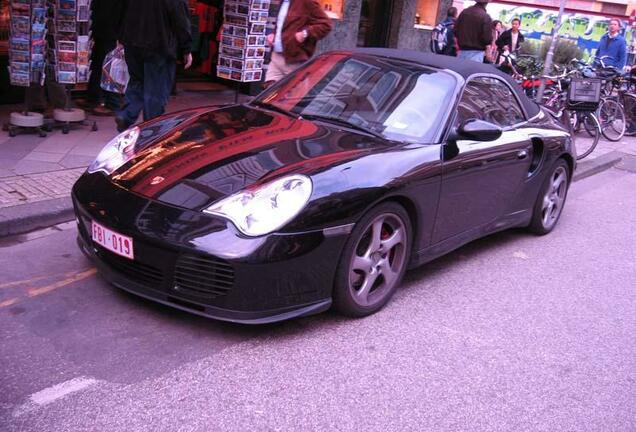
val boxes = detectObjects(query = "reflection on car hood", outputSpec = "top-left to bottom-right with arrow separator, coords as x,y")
111,105 -> 394,211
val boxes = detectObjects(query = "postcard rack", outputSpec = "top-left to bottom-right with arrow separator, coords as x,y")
3,0 -> 49,137
48,0 -> 96,134
217,0 -> 270,84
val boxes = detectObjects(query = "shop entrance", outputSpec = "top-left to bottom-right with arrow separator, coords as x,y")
357,0 -> 394,47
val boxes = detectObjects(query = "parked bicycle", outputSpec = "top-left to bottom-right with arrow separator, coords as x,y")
540,66 -> 602,160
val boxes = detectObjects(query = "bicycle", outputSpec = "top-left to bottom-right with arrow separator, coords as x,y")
540,67 -> 602,160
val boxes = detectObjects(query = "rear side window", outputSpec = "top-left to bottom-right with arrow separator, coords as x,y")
455,77 -> 526,128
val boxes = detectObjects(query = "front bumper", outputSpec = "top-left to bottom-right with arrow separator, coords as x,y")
72,173 -> 347,324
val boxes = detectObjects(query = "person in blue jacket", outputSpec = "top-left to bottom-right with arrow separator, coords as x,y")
595,18 -> 627,70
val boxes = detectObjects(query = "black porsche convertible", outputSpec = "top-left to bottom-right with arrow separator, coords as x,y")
73,49 -> 575,324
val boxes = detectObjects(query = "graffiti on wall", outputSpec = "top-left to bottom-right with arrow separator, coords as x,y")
467,2 -> 634,59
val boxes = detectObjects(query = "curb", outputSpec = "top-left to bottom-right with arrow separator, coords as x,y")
0,197 -> 74,237
573,150 -> 624,182
0,151 -> 626,238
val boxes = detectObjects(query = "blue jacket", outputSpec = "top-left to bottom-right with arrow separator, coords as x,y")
595,33 -> 627,70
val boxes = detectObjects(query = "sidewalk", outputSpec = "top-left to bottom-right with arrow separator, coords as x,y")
0,88 -> 634,236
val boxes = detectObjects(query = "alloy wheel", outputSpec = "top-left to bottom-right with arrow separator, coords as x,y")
348,213 -> 408,308
541,166 -> 568,230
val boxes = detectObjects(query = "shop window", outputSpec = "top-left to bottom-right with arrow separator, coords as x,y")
317,0 -> 344,20
0,0 -> 9,55
414,0 -> 441,28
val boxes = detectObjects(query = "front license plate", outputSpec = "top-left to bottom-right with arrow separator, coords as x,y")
91,221 -> 134,260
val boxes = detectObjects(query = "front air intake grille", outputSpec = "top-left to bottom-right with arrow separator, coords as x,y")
173,254 -> 235,299
96,247 -> 164,287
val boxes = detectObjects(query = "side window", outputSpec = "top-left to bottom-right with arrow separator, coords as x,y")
455,77 -> 526,128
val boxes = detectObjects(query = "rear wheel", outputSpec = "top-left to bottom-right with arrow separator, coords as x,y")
528,159 -> 570,235
623,93 -> 636,136
598,97 -> 626,142
333,202 -> 412,318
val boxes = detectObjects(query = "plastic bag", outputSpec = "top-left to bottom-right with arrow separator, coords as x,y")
101,46 -> 129,94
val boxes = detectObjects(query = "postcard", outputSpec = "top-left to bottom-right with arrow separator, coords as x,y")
58,70 -> 77,83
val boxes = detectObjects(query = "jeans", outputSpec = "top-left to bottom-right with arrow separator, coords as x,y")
118,46 -> 176,127
88,38 -> 122,110
459,50 -> 485,62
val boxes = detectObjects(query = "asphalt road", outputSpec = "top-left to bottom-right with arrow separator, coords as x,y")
1,167 -> 635,432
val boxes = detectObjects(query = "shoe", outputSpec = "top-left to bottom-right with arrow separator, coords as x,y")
93,105 -> 114,116
115,116 -> 129,132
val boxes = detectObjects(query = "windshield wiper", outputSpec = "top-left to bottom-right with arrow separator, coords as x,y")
250,100 -> 299,119
299,113 -> 385,139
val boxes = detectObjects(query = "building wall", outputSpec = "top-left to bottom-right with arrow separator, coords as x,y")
317,0 -> 454,54
318,0 -> 364,53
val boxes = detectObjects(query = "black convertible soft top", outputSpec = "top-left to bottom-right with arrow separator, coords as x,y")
351,48 -> 541,119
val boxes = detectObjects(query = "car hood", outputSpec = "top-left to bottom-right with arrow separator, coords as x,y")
110,105 -> 396,211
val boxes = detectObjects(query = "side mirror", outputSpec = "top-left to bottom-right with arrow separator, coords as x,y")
450,119 -> 503,142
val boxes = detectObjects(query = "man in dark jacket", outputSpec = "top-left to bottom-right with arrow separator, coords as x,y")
115,0 -> 193,132
495,18 -> 525,55
86,0 -> 124,115
455,0 -> 492,62
265,0 -> 333,85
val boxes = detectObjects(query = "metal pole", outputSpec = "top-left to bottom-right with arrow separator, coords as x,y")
536,0 -> 567,103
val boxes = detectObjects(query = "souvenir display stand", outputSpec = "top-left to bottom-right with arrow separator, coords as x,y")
48,0 -> 96,134
217,0 -> 269,99
4,0 -> 49,137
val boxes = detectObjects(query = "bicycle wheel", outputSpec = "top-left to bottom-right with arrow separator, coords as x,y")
598,98 -> 625,141
574,112 -> 601,160
623,93 -> 636,136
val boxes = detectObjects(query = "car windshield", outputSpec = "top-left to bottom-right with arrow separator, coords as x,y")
253,53 -> 457,143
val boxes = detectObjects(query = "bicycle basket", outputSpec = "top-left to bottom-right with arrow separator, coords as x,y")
567,77 -> 601,111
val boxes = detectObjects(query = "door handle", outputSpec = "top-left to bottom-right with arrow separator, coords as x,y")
517,150 -> 528,159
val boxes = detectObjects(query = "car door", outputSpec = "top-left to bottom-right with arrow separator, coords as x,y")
432,76 -> 534,243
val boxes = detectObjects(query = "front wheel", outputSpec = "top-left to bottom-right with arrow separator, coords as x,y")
528,159 -> 570,235
333,202 -> 412,318
572,111 -> 600,160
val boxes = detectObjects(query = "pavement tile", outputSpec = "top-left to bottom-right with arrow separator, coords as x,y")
59,154 -> 94,169
13,160 -> 62,175
23,151 -> 66,163
34,135 -> 81,153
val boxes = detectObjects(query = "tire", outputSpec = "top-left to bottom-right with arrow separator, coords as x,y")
574,112 -> 600,160
623,93 -> 636,136
598,98 -> 625,142
333,202 -> 412,318
528,159 -> 570,235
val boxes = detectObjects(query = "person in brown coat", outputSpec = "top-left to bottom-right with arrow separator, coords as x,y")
265,0 -> 333,84
455,0 -> 493,62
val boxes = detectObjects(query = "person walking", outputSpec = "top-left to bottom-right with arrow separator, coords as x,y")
455,0 -> 493,62
85,0 -> 124,116
484,20 -> 502,63
265,0 -> 333,86
594,18 -> 627,70
496,18 -> 525,56
115,0 -> 193,132
432,7 -> 458,56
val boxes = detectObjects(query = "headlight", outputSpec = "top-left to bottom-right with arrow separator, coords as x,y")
87,127 -> 140,174
204,174 -> 313,237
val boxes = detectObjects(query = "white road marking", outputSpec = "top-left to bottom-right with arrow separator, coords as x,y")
13,377 -> 99,418
30,377 -> 98,406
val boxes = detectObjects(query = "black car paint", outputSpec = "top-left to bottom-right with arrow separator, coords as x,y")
73,60 -> 573,323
